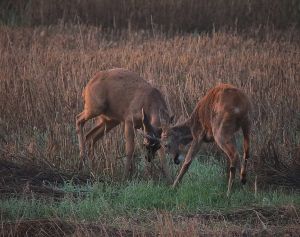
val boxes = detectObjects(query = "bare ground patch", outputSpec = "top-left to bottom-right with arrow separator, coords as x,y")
1,208 -> 299,237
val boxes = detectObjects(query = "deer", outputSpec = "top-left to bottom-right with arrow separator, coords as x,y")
76,68 -> 173,180
161,84 -> 251,196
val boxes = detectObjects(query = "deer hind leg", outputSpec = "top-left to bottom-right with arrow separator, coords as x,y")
85,119 -> 120,161
124,121 -> 135,179
214,122 -> 239,197
76,111 -> 93,167
76,103 -> 106,168
216,138 -> 239,197
85,117 -> 105,161
240,118 -> 250,185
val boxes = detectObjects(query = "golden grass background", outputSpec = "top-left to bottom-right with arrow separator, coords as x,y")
0,25 -> 299,178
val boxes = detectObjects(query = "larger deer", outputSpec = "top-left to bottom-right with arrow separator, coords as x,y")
76,68 -> 173,180
161,84 -> 251,196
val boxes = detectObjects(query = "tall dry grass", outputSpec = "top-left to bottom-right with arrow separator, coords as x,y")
1,0 -> 299,31
0,25 -> 299,177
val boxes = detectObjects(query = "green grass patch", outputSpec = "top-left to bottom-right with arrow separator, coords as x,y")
1,160 -> 299,221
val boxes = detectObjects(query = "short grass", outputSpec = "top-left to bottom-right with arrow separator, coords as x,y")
1,159 -> 299,222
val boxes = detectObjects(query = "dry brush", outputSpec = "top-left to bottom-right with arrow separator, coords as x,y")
0,25 -> 299,184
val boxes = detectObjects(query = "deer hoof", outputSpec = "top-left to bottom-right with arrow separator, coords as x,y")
171,182 -> 178,189
240,173 -> 247,185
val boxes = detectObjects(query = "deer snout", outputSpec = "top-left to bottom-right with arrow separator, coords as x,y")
145,153 -> 153,162
174,153 -> 184,165
144,141 -> 161,162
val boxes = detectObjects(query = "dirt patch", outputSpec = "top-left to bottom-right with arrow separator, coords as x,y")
1,212 -> 299,237
0,219 -> 139,237
0,151 -> 94,200
154,208 -> 300,237
185,205 -> 300,226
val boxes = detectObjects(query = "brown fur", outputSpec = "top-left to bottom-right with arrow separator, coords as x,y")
76,68 -> 172,180
162,84 -> 251,196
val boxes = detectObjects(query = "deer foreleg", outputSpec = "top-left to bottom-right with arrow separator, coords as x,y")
240,119 -> 250,185
158,149 -> 173,184
124,121 -> 135,179
76,112 -> 87,168
172,137 -> 202,188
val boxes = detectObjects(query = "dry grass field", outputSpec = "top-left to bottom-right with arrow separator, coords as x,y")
0,25 -> 299,175
0,1 -> 300,235
0,25 -> 299,236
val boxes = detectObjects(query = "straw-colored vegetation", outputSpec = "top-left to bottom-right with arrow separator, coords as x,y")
1,25 -> 299,175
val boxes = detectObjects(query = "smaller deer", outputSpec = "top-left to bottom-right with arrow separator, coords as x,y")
76,68 -> 173,180
161,84 -> 251,196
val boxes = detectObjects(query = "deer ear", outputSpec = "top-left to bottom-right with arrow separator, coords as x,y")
180,134 -> 193,145
142,108 -> 152,132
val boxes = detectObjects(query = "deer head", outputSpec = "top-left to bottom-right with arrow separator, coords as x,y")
161,126 -> 192,165
141,108 -> 174,162
141,109 -> 162,162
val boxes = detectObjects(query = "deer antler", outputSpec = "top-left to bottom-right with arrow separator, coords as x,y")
136,129 -> 161,142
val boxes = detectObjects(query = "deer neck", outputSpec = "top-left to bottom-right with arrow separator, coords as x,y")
145,88 -> 170,127
148,106 -> 170,128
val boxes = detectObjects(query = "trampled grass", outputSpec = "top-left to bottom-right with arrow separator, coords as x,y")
1,159 -> 299,222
